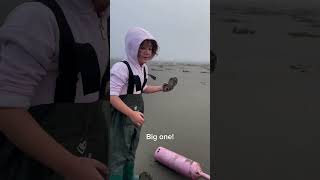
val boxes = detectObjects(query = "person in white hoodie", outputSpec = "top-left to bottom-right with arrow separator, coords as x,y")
0,0 -> 109,179
109,27 -> 176,180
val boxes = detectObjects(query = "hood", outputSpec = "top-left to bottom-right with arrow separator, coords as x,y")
125,27 -> 156,67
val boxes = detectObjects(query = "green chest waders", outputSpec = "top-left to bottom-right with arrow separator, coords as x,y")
109,61 -> 147,180
0,0 -> 109,179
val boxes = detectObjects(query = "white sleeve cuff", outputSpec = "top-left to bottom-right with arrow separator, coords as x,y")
110,91 -> 120,96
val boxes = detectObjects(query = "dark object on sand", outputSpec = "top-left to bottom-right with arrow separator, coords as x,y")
288,32 -> 320,38
292,16 -> 318,23
220,18 -> 242,23
139,172 -> 153,180
182,70 -> 190,72
311,24 -> 320,28
232,26 -> 256,34
163,77 -> 178,92
151,68 -> 163,72
211,50 -> 217,73
148,74 -> 157,80
289,64 -> 312,72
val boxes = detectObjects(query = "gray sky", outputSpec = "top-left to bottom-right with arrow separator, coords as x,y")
110,0 -> 210,63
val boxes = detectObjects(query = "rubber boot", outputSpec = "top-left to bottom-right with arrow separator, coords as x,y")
123,162 -> 152,180
109,164 -> 124,180
123,162 -> 135,180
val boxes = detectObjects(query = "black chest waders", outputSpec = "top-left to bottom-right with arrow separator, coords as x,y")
0,0 -> 110,179
109,61 -> 147,180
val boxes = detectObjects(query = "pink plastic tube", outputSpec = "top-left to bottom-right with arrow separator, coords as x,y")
154,147 -> 210,180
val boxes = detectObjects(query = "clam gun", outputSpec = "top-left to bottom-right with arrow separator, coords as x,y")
154,147 -> 210,179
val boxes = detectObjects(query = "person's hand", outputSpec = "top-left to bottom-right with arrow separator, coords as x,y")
64,157 -> 107,180
162,83 -> 171,92
128,110 -> 144,127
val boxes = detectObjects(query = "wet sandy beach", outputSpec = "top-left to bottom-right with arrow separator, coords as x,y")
213,3 -> 320,180
134,63 -> 210,180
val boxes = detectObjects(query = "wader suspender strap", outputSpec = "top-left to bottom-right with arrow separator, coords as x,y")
99,16 -> 110,100
121,61 -> 147,94
99,64 -> 109,100
122,61 -> 135,94
37,0 -> 78,103
142,68 -> 147,91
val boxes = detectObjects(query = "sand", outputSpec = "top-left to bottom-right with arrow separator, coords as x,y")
213,3 -> 320,180
134,62 -> 211,180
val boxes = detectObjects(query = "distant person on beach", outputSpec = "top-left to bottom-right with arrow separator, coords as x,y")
0,0 -> 109,179
109,27 -> 176,180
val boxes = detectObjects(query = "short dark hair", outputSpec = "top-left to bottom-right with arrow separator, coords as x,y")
140,39 -> 159,56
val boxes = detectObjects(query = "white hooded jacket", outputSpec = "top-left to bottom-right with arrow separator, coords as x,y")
110,27 -> 157,96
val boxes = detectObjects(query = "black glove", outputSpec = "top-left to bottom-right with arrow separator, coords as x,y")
163,77 -> 178,92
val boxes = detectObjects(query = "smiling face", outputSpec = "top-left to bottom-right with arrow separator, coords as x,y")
137,40 -> 158,65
